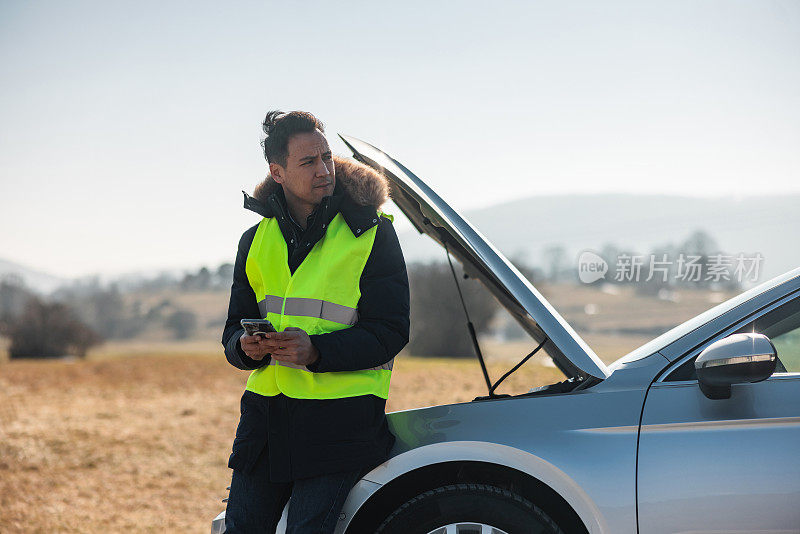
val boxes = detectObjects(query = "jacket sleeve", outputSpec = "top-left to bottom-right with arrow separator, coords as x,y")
307,216 -> 410,372
222,224 -> 271,371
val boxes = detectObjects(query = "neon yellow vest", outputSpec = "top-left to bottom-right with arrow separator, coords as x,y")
244,211 -> 393,400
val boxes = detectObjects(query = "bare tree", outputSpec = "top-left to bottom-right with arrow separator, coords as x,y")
407,260 -> 498,358
543,244 -> 566,282
0,276 -> 30,333
8,297 -> 101,359
166,309 -> 198,340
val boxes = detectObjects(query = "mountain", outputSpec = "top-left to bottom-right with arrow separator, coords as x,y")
397,193 -> 800,280
0,258 -> 67,294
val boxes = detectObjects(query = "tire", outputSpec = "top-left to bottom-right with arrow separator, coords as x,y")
374,483 -> 565,534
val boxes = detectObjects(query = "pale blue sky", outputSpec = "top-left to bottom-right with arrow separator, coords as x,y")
1,1 -> 798,277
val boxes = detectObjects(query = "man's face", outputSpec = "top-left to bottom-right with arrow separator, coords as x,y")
270,130 -> 335,212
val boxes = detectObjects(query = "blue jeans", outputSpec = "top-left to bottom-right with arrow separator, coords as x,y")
224,451 -> 363,534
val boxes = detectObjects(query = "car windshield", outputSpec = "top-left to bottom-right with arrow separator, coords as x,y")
609,267 -> 800,369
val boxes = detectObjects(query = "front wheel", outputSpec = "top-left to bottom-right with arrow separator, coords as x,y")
375,483 -> 564,534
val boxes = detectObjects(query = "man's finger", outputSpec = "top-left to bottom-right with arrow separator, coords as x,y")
265,331 -> 301,341
270,351 -> 298,362
269,346 -> 296,355
259,338 -> 295,350
271,345 -> 299,355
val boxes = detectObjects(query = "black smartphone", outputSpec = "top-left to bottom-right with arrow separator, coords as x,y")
240,319 -> 277,338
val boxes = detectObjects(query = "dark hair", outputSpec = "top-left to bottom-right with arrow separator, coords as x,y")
260,110 -> 325,167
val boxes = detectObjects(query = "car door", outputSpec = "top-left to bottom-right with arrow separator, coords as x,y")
637,293 -> 800,533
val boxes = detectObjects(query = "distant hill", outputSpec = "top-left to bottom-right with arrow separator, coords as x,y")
0,258 -> 66,294
397,193 -> 800,281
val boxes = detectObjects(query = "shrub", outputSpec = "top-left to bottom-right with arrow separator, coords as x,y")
8,297 -> 101,359
407,260 -> 498,357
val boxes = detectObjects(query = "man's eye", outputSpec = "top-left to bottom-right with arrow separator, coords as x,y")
323,154 -> 332,160
301,161 -> 312,166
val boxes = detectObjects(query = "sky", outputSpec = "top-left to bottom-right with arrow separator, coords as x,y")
1,0 -> 798,278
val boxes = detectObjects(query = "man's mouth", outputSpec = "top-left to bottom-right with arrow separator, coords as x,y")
314,182 -> 332,188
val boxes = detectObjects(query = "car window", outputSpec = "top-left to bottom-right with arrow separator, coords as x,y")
666,297 -> 800,381
757,305 -> 800,373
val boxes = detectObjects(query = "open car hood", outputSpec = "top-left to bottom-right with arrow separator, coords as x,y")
340,135 -> 610,382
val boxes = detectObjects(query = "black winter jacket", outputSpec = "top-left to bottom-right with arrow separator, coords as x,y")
222,156 -> 410,482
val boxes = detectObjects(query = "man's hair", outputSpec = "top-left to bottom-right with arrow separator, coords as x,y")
261,110 -> 325,167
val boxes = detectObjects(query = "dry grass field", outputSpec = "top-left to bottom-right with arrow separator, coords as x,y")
0,349 -> 565,533
0,282 -> 734,532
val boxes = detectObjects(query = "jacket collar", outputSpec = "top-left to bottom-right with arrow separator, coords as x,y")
242,156 -> 390,237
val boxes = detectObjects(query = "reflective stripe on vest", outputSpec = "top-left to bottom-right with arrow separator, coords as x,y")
258,296 -> 359,326
265,358 -> 393,371
243,211 -> 393,400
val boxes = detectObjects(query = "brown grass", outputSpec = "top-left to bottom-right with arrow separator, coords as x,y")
1,282 -> 723,531
0,351 -> 564,533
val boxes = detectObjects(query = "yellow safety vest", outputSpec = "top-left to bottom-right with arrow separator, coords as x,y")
244,211 -> 393,400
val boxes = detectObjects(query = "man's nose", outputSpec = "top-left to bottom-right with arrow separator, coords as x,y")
317,159 -> 332,176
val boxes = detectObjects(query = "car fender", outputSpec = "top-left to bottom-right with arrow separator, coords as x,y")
336,440 -> 606,534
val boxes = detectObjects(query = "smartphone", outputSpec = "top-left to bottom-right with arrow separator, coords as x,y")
240,319 -> 277,338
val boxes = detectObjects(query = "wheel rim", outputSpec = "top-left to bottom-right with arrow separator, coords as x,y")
426,524 -> 509,534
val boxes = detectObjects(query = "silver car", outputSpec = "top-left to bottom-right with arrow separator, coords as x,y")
212,137 -> 800,534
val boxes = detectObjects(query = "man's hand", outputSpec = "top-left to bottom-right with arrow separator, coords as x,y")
239,333 -> 273,361
260,327 -> 320,367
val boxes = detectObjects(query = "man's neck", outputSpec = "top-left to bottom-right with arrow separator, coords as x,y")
283,193 -> 316,230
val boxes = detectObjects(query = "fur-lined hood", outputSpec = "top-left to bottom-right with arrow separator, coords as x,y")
252,155 -> 389,210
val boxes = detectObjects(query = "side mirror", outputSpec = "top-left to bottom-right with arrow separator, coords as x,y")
695,333 -> 777,400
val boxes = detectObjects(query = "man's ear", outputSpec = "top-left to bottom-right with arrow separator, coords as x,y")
269,162 -> 285,184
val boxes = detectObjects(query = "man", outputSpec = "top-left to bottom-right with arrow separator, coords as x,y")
221,110 -> 409,533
